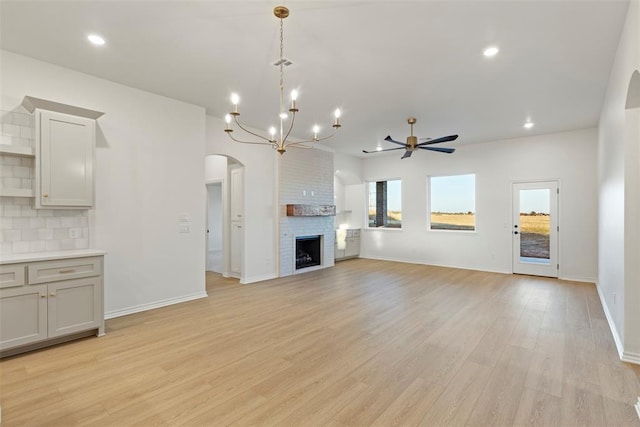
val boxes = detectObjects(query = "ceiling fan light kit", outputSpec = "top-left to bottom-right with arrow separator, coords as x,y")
363,117 -> 458,159
224,6 -> 342,155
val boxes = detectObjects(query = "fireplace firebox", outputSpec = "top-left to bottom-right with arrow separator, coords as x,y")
295,235 -> 321,270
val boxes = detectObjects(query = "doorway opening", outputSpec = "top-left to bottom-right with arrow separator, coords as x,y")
205,155 -> 244,281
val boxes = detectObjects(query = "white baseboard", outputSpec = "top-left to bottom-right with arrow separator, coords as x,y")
240,273 -> 278,284
359,255 -> 511,275
223,271 -> 239,279
559,275 -> 597,283
622,351 -> 640,365
595,281 -> 626,361
104,291 -> 208,319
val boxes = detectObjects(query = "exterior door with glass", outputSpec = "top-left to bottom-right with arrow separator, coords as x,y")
512,181 -> 559,278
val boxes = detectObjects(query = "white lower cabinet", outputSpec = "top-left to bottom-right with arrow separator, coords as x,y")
47,277 -> 102,338
335,229 -> 361,261
0,255 -> 104,355
0,283 -> 47,349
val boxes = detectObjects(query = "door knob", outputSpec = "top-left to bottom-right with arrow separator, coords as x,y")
514,231 -> 519,235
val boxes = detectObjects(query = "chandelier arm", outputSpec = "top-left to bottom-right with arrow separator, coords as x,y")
284,143 -> 314,149
285,141 -> 315,148
282,111 -> 296,145
233,116 -> 273,143
286,127 -> 339,147
226,131 -> 275,147
302,128 -> 340,144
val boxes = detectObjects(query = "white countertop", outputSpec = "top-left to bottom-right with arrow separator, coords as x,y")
0,249 -> 107,265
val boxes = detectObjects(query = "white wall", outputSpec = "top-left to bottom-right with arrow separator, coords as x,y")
598,0 -> 640,362
341,128 -> 598,281
1,50 -> 207,317
205,116 -> 278,283
334,152 -> 365,230
205,154 -> 227,182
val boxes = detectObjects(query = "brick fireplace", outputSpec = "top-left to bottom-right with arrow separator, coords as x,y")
278,148 -> 335,277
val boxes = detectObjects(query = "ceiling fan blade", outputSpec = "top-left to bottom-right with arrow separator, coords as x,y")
416,134 -> 459,146
401,150 -> 413,159
418,146 -> 456,154
384,135 -> 406,146
362,147 -> 406,154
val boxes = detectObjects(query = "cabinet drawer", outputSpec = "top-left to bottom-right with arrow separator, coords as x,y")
28,257 -> 102,284
0,264 -> 27,288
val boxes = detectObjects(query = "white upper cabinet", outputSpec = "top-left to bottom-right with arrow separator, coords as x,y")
38,111 -> 94,207
22,96 -> 104,209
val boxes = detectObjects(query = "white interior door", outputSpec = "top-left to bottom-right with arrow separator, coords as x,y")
206,182 -> 223,273
229,167 -> 244,276
512,181 -> 559,278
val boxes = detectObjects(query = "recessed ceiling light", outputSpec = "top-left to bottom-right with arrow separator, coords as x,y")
87,34 -> 105,45
524,122 -> 534,129
483,46 -> 499,57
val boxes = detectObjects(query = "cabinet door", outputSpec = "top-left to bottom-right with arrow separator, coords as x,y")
0,284 -> 48,350
48,277 -> 102,338
38,110 -> 94,207
345,238 -> 360,258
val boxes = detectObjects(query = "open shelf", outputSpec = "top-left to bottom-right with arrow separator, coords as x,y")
0,144 -> 35,157
0,188 -> 35,198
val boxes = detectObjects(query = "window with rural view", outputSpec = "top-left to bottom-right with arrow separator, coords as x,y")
368,179 -> 401,228
429,174 -> 475,231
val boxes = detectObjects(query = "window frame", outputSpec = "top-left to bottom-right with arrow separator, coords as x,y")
427,173 -> 477,233
365,177 -> 403,230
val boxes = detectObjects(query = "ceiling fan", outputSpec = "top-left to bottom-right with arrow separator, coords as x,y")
363,117 -> 458,159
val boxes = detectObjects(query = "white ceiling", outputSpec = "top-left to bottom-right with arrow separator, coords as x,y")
0,1 -> 629,157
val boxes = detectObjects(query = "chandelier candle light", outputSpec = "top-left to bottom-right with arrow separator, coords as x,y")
224,6 -> 342,155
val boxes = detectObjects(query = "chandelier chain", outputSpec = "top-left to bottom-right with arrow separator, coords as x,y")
279,18 -> 284,90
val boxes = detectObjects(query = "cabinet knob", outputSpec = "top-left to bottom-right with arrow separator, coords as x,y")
43,193 -> 49,198
50,292 -> 55,297
40,294 -> 46,298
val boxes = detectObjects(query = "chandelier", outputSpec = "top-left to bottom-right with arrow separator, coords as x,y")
224,6 -> 342,155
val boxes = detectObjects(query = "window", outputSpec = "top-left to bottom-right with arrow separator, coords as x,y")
429,174 -> 475,231
368,179 -> 401,228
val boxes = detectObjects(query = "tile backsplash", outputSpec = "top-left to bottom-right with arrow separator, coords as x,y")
1,110 -> 34,148
0,109 -> 90,256
0,197 -> 89,255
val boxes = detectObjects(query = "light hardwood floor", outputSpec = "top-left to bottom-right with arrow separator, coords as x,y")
1,259 -> 639,426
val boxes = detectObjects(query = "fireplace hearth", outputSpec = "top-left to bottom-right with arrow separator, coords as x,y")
296,235 -> 321,270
